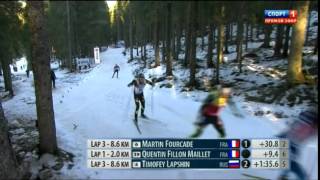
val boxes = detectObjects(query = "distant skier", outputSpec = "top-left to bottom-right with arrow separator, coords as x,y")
127,73 -> 154,122
51,70 -> 56,88
112,64 -> 120,78
26,69 -> 30,78
189,86 -> 243,138
278,108 -> 318,180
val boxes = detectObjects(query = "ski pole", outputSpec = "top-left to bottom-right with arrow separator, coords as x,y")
151,84 -> 154,116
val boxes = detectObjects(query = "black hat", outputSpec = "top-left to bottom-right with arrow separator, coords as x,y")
138,73 -> 145,78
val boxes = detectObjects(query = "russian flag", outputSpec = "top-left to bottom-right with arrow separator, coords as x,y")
228,160 -> 240,168
228,140 -> 240,148
228,150 -> 240,158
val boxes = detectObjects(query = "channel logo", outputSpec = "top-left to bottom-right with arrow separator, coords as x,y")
264,10 -> 297,24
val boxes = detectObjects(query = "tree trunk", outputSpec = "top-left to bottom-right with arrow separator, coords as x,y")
255,24 -> 260,40
162,41 -> 166,63
216,5 -> 225,84
305,10 -> 311,45
140,45 -> 143,63
27,46 -> 33,73
129,13 -> 133,61
154,9 -> 160,67
259,25 -> 264,39
287,1 -> 310,84
212,26 -> 216,51
236,21 -> 244,73
66,0 -> 73,72
201,26 -> 205,51
28,1 -> 58,154
250,24 -> 254,41
314,33 -> 318,54
0,58 -> 13,96
274,25 -> 284,57
189,1 -> 198,87
0,101 -> 23,179
261,25 -> 272,48
165,2 -> 173,76
224,24 -> 230,54
184,31 -> 191,67
282,25 -> 291,57
136,42 -> 139,56
143,44 -> 147,68
116,9 -> 121,43
175,23 -> 182,60
162,13 -> 167,64
135,17 -> 141,57
184,8 -> 191,67
125,33 -> 129,50
172,32 -> 176,60
140,44 -> 143,58
207,24 -> 214,68
245,23 -> 249,51
230,23 -> 233,42
141,44 -> 144,63
217,24 -> 224,64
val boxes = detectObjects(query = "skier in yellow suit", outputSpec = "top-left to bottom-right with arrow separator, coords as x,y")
190,86 -> 243,138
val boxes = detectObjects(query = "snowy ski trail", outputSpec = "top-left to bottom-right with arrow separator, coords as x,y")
44,48 -> 315,179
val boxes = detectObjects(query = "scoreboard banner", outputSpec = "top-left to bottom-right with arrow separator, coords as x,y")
87,138 -> 289,169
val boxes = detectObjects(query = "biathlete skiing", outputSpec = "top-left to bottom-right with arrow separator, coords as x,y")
277,108 -> 318,180
190,85 -> 243,138
112,64 -> 120,78
127,73 -> 154,123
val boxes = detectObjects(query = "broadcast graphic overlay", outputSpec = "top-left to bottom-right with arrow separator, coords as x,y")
87,139 -> 289,169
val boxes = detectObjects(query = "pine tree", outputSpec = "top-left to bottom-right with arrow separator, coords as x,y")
287,1 -> 310,84
48,1 -> 110,70
207,24 -> 214,68
0,99 -> 23,179
215,3 -> 225,84
274,25 -> 284,57
188,1 -> 198,87
184,4 -> 191,67
261,25 -> 272,48
304,9 -> 312,45
245,23 -> 249,51
128,7 -> 134,61
314,33 -> 318,54
282,25 -> 291,57
165,2 -> 173,76
235,2 -> 245,73
27,1 -> 58,154
0,1 -> 23,97
154,8 -> 160,66
224,24 -> 230,54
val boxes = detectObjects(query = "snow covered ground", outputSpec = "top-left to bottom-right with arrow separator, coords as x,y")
1,47 -> 317,179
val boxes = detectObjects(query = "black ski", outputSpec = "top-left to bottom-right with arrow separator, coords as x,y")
140,116 -> 167,126
241,173 -> 269,180
133,119 -> 142,134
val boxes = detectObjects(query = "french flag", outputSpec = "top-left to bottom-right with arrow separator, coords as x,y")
228,140 -> 240,148
228,160 -> 240,168
228,150 -> 240,158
